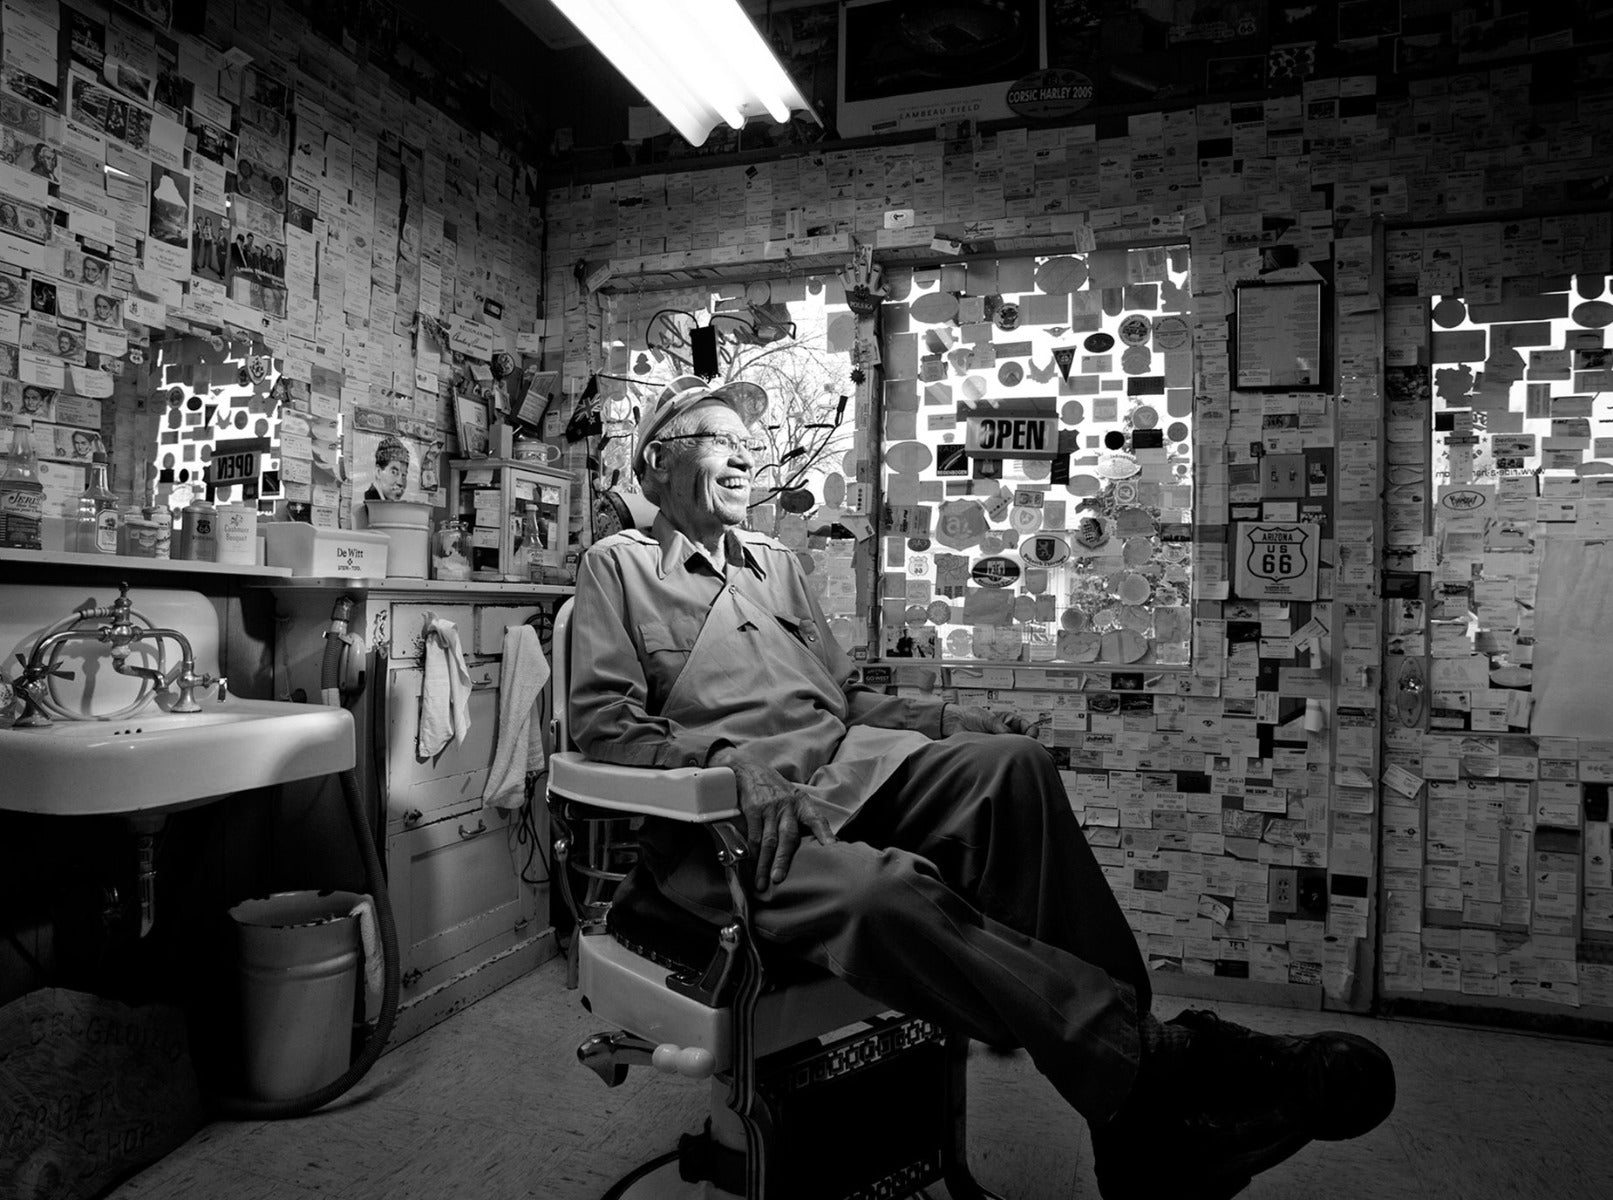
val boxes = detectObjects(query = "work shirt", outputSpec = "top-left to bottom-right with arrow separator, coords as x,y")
569,514 -> 944,830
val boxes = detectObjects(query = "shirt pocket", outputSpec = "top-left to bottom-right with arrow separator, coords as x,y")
641,613 -> 705,655
641,620 -> 686,655
773,610 -> 825,652
639,619 -> 694,712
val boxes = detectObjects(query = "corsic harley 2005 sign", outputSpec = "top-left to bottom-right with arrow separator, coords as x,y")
1233,522 -> 1319,601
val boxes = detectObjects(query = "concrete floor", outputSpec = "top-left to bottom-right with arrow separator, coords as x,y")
108,957 -> 1613,1200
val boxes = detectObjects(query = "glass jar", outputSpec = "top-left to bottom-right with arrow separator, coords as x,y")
432,518 -> 470,580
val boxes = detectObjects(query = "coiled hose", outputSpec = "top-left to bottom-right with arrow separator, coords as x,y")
215,594 -> 399,1118
22,607 -> 168,722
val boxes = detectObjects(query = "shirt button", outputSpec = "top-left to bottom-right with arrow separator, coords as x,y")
804,630 -> 816,642
729,585 -> 738,596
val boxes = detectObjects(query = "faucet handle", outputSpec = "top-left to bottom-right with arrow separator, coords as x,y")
13,652 -> 72,683
216,678 -> 229,702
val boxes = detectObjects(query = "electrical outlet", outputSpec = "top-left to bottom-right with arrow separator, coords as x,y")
1268,866 -> 1298,914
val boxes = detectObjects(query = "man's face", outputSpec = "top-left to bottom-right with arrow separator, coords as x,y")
376,459 -> 408,500
652,402 -> 753,543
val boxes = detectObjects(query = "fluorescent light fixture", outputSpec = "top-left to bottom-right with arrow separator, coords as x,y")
547,0 -> 819,146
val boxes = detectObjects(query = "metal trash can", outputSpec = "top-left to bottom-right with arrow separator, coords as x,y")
230,890 -> 363,1101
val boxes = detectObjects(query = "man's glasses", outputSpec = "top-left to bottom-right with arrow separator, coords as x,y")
655,432 -> 766,455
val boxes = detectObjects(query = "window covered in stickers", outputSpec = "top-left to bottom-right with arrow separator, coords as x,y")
590,277 -> 865,644
1422,274 -> 1613,739
876,246 -> 1195,668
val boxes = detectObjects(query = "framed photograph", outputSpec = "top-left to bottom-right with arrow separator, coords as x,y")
1232,281 -> 1326,390
837,0 -> 1045,138
454,393 -> 490,459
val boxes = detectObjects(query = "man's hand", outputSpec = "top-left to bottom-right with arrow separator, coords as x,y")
709,747 -> 835,892
941,704 -> 1041,738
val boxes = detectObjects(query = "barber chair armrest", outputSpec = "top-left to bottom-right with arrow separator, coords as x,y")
550,750 -> 740,822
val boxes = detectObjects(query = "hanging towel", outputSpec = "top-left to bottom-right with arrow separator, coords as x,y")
418,613 -> 472,758
483,623 -> 551,812
348,895 -> 384,1018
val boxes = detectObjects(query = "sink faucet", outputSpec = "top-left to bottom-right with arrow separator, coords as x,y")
14,582 -> 224,726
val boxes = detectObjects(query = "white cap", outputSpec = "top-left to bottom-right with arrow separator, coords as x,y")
631,377 -> 767,477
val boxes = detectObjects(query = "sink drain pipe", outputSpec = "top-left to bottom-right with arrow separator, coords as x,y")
216,594 -> 398,1118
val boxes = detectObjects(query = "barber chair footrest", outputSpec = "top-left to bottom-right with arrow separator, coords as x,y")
579,932 -> 883,1075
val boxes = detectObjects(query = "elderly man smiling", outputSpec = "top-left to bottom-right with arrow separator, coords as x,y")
568,379 -> 1395,1200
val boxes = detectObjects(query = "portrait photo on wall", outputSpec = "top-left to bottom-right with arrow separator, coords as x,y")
191,206 -> 228,282
0,379 -> 55,418
351,417 -> 443,506
0,127 -> 59,182
882,623 -> 937,659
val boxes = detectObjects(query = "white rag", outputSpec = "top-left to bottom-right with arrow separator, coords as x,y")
483,623 -> 551,812
418,613 -> 472,757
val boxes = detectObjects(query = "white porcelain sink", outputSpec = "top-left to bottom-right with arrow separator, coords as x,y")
0,696 -> 355,816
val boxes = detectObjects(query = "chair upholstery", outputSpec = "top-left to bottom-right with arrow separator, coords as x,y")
548,581 -> 1001,1199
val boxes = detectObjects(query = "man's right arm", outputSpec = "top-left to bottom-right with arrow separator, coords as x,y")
567,542 -> 730,770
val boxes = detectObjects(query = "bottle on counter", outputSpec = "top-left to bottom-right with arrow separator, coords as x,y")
73,450 -> 121,554
0,415 -> 44,550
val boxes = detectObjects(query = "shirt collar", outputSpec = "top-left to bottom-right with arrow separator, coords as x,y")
650,512 -> 767,580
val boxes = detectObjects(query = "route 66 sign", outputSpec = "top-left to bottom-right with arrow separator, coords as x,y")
1234,522 -> 1318,600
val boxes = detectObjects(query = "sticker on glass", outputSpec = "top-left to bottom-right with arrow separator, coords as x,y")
1021,533 -> 1070,565
1117,315 -> 1152,345
1152,315 -> 1190,350
971,556 -> 1020,587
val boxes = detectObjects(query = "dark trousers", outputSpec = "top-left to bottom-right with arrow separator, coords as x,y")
641,733 -> 1150,1124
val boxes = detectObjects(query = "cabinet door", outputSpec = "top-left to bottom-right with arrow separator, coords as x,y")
385,602 -> 478,663
385,806 -> 543,998
384,664 -> 501,833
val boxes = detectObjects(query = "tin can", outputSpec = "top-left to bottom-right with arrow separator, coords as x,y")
114,506 -> 143,554
123,516 -> 161,557
180,500 -> 217,561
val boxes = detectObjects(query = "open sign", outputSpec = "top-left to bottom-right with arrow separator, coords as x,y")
965,415 -> 1059,459
206,448 -> 260,486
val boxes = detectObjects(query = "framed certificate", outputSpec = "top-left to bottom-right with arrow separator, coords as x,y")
1233,281 -> 1326,390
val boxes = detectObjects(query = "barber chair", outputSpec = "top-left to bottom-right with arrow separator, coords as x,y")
548,596 -> 1002,1200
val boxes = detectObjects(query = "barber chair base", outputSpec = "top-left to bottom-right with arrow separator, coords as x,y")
586,1007 -> 1004,1200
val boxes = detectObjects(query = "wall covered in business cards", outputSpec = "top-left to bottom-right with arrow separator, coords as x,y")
546,43 -> 1613,1017
0,0 -> 546,535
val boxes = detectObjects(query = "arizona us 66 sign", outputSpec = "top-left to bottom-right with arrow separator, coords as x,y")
1233,521 -> 1318,601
